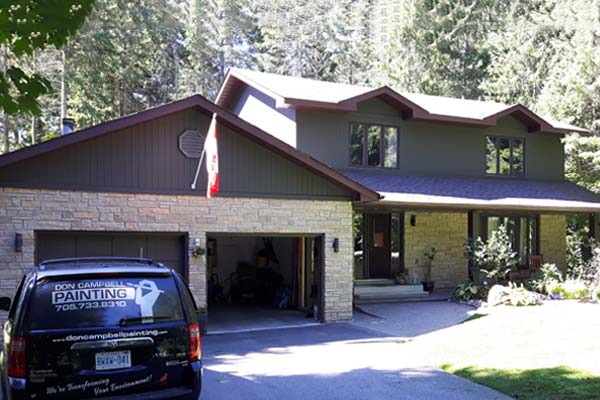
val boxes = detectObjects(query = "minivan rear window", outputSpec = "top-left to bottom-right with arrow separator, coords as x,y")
29,276 -> 185,330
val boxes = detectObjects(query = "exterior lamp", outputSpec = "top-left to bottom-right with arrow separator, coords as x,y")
14,233 -> 23,253
410,215 -> 416,227
332,238 -> 339,253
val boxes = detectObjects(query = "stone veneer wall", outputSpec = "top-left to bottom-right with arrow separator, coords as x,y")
403,211 -> 468,288
540,214 -> 566,269
0,188 -> 353,322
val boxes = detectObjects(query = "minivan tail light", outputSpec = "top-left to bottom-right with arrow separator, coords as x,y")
8,336 -> 26,378
188,323 -> 201,361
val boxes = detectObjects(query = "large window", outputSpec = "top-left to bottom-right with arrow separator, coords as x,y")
485,136 -> 525,176
350,123 -> 398,168
482,214 -> 539,268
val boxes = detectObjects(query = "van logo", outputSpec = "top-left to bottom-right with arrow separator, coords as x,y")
127,280 -> 164,319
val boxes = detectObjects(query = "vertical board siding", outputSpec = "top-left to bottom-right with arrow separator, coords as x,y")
0,109 -> 350,200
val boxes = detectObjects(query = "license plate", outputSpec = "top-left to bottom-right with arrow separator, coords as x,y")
95,350 -> 132,371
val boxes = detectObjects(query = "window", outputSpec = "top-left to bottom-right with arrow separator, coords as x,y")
29,276 -> 185,330
482,215 -> 539,268
350,123 -> 398,168
485,136 -> 524,176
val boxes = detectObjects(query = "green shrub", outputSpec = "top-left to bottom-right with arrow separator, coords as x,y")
487,283 -> 542,307
506,282 -> 543,306
546,279 -> 589,299
452,282 -> 487,302
465,225 -> 518,285
526,263 -> 563,294
487,284 -> 511,306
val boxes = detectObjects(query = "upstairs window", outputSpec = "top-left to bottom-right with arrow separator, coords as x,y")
486,136 -> 525,176
350,123 -> 398,168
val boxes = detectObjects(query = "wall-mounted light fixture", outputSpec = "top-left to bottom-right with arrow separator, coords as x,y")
332,238 -> 340,253
410,215 -> 416,227
14,233 -> 23,253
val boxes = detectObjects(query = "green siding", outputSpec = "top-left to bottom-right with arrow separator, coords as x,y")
296,98 -> 565,181
0,109 -> 351,200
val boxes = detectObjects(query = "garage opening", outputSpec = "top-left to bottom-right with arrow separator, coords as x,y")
206,234 -> 324,333
35,231 -> 188,280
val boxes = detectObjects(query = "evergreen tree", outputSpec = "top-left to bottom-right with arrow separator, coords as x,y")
182,0 -> 258,99
65,0 -> 185,128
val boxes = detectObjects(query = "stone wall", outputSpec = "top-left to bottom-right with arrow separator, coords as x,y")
0,187 -> 353,322
403,211 -> 468,288
540,214 -> 566,269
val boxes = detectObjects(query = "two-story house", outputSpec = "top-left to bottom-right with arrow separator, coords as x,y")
216,68 -> 600,290
1,68 -> 599,330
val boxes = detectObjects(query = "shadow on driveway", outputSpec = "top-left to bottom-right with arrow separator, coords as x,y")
202,323 -> 511,400
353,301 -> 474,337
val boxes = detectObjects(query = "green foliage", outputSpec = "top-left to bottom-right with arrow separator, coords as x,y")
0,0 -> 95,115
487,283 -> 542,307
2,0 -> 599,157
451,282 -> 487,302
564,134 -> 600,193
65,0 -> 185,127
525,263 -> 562,294
546,279 -> 589,300
465,224 -> 518,284
444,365 -> 600,400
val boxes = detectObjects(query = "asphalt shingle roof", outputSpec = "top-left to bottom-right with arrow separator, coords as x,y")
221,69 -> 587,133
344,171 -> 600,211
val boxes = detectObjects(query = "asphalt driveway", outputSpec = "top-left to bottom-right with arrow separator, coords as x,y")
202,313 -> 511,400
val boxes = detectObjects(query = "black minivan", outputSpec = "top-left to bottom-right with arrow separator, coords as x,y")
0,258 -> 202,400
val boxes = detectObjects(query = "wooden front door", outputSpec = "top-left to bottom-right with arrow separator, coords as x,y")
368,214 -> 391,279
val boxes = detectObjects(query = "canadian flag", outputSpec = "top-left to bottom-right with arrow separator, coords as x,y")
204,114 -> 219,198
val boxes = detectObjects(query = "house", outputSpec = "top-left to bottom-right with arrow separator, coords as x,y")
216,68 -> 600,290
0,95 -> 377,325
1,70 -> 599,328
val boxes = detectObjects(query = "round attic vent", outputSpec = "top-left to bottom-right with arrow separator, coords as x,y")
178,129 -> 206,158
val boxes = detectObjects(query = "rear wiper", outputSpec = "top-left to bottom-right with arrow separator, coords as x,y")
118,316 -> 173,327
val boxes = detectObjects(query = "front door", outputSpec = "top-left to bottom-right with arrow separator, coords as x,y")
368,214 -> 391,279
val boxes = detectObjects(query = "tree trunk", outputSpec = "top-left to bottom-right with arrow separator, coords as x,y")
60,49 -> 67,123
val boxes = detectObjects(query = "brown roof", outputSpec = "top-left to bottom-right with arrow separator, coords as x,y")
0,95 -> 379,202
217,69 -> 589,135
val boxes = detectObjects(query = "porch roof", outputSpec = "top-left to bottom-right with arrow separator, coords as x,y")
344,171 -> 600,212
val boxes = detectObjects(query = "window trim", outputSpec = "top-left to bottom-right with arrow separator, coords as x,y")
484,135 -> 526,177
349,122 -> 399,169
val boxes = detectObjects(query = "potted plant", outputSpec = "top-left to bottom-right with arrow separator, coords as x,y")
422,247 -> 437,293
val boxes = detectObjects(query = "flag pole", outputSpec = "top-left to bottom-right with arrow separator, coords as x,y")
190,147 -> 206,190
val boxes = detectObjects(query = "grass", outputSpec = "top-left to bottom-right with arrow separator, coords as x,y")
441,365 -> 600,400
458,312 -> 488,324
398,301 -> 600,400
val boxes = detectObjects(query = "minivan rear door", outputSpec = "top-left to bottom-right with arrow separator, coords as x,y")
26,274 -> 191,399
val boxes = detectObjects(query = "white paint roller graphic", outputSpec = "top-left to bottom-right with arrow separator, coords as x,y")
128,280 -> 164,319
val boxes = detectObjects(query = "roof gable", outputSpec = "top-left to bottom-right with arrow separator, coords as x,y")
217,69 -> 589,135
0,95 -> 379,202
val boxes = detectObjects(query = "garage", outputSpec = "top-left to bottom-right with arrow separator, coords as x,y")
35,231 -> 187,279
206,234 -> 324,333
0,95 -> 377,328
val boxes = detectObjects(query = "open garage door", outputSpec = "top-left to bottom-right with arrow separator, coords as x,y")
35,231 -> 187,279
206,234 -> 324,333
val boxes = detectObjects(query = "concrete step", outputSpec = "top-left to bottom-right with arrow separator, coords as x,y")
354,284 -> 426,297
353,284 -> 435,305
354,295 -> 434,305
354,279 -> 396,287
